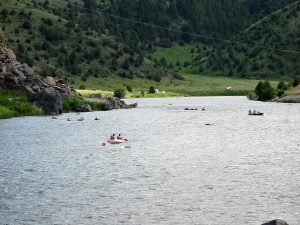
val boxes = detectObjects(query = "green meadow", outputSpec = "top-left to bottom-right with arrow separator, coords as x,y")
74,73 -> 275,99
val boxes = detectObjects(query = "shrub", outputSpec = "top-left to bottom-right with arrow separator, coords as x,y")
149,86 -> 156,94
277,81 -> 287,90
153,74 -> 161,82
122,59 -> 129,70
114,89 -> 126,99
1,9 -> 8,18
255,81 -> 276,101
183,61 -> 190,67
126,85 -> 132,92
22,20 -> 32,29
277,89 -> 285,97
62,97 -> 79,112
173,73 -> 185,80
39,24 -> 65,41
293,78 -> 299,87
79,85 -> 86,90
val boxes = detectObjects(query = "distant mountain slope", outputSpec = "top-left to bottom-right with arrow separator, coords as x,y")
196,0 -> 300,79
101,0 -> 298,43
103,0 -> 250,43
1,0 -> 299,83
0,0 -> 172,84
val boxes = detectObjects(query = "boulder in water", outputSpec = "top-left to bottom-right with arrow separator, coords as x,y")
261,219 -> 289,225
76,104 -> 92,112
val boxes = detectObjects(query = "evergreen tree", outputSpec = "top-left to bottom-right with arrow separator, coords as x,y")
255,81 -> 276,101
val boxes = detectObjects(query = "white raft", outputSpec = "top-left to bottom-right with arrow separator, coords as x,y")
109,139 -> 128,145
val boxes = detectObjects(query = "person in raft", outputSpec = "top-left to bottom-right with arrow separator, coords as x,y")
117,134 -> 123,140
110,134 -> 116,141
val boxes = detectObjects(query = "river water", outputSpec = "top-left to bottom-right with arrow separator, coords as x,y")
0,97 -> 299,225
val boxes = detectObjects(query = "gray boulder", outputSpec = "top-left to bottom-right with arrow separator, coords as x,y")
23,85 -> 35,95
262,219 -> 289,225
32,85 -> 40,92
76,104 -> 92,112
22,63 -> 33,76
45,76 -> 56,86
11,67 -> 26,81
30,87 -> 62,115
104,97 -> 137,110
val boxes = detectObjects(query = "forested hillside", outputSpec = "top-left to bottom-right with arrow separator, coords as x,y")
195,1 -> 300,79
0,0 -> 174,84
0,0 -> 299,84
244,0 -> 296,17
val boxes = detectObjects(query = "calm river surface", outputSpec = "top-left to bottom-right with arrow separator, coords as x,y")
0,97 -> 299,225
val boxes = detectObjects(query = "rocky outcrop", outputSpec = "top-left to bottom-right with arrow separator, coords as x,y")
0,45 -> 137,115
104,97 -> 137,110
0,46 -> 79,115
261,219 -> 289,225
278,94 -> 300,102
85,96 -> 137,110
30,87 -> 63,114
76,104 -> 92,113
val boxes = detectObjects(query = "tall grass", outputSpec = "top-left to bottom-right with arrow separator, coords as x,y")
0,88 -> 43,119
62,97 -> 109,112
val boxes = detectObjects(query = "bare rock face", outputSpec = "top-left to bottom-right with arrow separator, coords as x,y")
0,47 -> 16,61
103,97 -> 138,110
261,219 -> 289,225
0,45 -> 137,115
0,46 -> 79,115
30,87 -> 63,115
44,76 -> 56,87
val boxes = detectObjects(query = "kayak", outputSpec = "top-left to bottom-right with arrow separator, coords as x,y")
249,112 -> 264,116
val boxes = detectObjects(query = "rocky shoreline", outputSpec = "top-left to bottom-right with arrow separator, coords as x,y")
85,94 -> 137,111
278,94 -> 300,102
0,46 -> 137,115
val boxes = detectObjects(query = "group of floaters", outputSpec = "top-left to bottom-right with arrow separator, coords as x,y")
102,134 -> 128,146
248,110 -> 264,116
66,117 -> 100,121
185,107 -> 205,111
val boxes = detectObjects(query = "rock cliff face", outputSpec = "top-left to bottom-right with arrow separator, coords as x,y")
0,45 -> 137,115
0,46 -> 79,114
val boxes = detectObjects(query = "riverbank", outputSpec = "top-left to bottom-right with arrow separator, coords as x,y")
278,86 -> 300,103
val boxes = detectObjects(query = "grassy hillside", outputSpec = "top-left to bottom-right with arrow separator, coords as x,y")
149,1 -> 300,80
0,0 -> 173,84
